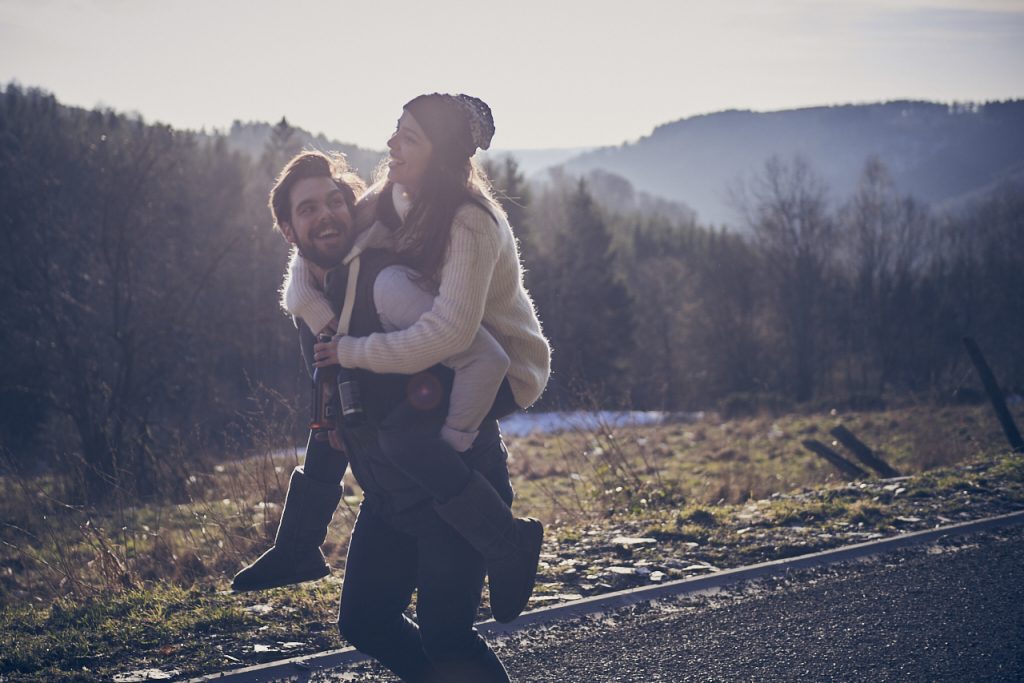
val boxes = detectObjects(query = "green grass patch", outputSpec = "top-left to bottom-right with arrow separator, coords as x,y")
0,584 -> 247,681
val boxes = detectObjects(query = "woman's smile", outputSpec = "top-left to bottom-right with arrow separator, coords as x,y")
385,111 -> 432,192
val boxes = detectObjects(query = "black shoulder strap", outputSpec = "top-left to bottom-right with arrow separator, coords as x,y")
348,249 -> 407,338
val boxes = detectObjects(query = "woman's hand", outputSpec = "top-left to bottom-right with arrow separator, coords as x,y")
313,336 -> 342,368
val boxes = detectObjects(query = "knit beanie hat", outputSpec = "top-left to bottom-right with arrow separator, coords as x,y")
404,93 -> 495,162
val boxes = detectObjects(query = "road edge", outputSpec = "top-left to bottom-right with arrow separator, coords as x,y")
189,508 -> 1024,682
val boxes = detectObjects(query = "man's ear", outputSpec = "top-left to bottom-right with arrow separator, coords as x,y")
280,222 -> 297,245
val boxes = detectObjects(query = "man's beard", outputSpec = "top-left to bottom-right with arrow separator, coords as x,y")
296,217 -> 353,270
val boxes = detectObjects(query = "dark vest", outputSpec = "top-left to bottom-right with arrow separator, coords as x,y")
297,249 -> 454,510
323,248 -> 454,426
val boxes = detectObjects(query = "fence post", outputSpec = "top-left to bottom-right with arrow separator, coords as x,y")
962,337 -> 1023,454
829,426 -> 901,478
802,439 -> 868,479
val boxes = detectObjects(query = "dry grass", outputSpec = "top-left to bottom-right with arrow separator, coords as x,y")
1,399 -> 1021,681
1,400 -> 1018,608
503,402 -> 1023,525
0,388 -> 362,607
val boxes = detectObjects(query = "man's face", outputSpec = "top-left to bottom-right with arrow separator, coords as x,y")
281,176 -> 355,269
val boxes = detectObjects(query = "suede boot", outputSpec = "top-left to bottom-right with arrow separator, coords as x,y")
428,640 -> 511,683
231,467 -> 343,592
434,471 -> 544,623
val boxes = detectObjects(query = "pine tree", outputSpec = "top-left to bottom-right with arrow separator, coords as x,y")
539,180 -> 633,405
260,117 -> 302,178
483,155 -> 536,263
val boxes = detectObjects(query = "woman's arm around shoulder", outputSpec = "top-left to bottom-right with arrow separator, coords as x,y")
334,202 -> 503,373
281,251 -> 337,336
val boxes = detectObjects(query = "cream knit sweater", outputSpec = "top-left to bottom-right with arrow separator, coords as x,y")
283,184 -> 551,409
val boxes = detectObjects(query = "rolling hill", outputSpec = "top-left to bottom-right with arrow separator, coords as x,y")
557,100 -> 1024,227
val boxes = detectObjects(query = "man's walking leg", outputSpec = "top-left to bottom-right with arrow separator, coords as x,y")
414,508 -> 511,683
338,503 -> 438,682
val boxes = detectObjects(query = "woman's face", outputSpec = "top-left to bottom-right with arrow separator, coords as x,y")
387,110 -> 433,194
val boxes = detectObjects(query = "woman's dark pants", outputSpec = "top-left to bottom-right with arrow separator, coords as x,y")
336,434 -> 513,682
376,379 -> 519,504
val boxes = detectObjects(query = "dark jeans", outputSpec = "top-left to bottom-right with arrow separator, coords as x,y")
302,430 -> 347,484
337,437 -> 514,682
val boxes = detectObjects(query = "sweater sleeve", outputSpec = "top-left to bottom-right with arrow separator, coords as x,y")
282,251 -> 337,336
373,265 -> 509,452
334,205 -> 500,373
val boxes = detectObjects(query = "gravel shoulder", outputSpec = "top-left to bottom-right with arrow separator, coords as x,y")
331,523 -> 1024,682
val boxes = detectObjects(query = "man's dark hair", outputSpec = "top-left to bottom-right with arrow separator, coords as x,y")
269,151 -> 366,233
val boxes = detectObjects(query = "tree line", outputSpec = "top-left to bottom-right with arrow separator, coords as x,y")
1,85 -> 1021,502
501,155 -> 1023,412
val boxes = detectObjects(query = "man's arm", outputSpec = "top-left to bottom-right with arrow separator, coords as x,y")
299,320 -> 347,453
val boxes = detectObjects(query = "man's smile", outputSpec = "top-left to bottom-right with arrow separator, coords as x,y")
313,219 -> 347,243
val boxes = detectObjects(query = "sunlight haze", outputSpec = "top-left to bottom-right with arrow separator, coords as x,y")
1,0 -> 1022,149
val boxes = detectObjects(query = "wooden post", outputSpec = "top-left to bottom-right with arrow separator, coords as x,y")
829,425 -> 901,478
802,439 -> 868,479
962,337 -> 1024,453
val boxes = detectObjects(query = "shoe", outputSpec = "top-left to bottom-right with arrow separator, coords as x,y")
435,471 -> 544,623
231,467 -> 342,592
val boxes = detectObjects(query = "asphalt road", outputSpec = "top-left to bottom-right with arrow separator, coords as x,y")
328,524 -> 1024,682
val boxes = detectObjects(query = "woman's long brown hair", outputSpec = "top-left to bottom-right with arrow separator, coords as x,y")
377,152 -> 503,292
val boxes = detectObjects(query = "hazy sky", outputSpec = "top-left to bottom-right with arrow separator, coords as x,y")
1,0 -> 1022,150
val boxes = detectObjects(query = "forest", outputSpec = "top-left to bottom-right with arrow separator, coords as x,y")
2,84 -> 1022,503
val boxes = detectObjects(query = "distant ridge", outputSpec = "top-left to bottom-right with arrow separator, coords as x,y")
481,147 -> 593,177
218,120 -> 384,179
558,100 -> 1024,227
23,82 -> 1017,226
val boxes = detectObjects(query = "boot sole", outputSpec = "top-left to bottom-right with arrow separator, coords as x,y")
231,563 -> 331,592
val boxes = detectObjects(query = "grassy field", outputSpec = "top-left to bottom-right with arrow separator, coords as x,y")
1,400 -> 1022,680
505,401 -> 1016,520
